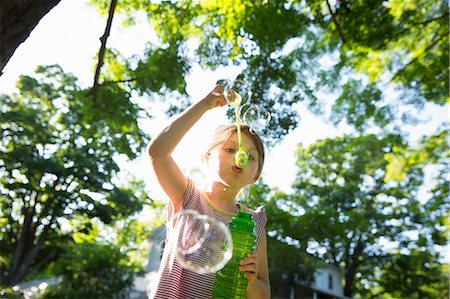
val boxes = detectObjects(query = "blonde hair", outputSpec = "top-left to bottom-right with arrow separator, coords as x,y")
202,124 -> 265,178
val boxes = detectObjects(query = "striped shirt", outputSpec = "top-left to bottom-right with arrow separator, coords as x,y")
149,179 -> 267,299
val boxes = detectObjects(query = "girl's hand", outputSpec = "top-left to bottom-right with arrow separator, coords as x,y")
202,84 -> 227,110
239,252 -> 259,281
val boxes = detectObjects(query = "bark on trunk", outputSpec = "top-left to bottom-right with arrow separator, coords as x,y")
0,0 -> 61,75
6,222 -> 50,286
344,260 -> 356,297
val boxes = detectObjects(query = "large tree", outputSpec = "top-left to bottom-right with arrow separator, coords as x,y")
262,130 -> 449,298
0,65 -> 148,286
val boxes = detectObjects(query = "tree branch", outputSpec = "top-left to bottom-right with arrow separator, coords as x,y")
389,33 -> 447,83
99,77 -> 140,86
395,11 -> 449,38
326,0 -> 346,44
90,0 -> 118,103
337,0 -> 351,15
412,11 -> 449,27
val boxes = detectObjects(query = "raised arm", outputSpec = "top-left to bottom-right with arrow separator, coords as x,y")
147,85 -> 226,212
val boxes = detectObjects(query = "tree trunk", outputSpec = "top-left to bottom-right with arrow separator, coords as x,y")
344,260 -> 356,297
6,223 -> 50,286
7,206 -> 34,284
343,238 -> 364,297
0,0 -> 61,75
5,199 -> 51,286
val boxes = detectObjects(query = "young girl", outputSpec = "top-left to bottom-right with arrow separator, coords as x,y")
147,84 -> 271,299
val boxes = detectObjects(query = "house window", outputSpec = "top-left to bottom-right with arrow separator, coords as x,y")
328,273 -> 333,290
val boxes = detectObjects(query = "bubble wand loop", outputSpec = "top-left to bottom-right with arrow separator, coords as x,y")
230,92 -> 248,169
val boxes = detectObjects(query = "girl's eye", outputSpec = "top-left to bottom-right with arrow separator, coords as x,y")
225,148 -> 236,153
248,154 -> 255,160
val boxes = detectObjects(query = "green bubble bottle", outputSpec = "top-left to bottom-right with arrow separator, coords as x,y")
213,211 -> 256,299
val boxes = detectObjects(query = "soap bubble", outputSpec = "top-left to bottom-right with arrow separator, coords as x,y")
239,103 -> 272,132
216,78 -> 271,132
221,79 -> 233,98
218,79 -> 244,106
171,210 -> 232,274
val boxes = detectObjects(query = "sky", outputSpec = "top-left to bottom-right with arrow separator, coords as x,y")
0,0 -> 447,203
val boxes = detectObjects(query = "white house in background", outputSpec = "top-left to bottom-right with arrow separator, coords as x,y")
307,264 -> 352,299
146,225 -> 166,273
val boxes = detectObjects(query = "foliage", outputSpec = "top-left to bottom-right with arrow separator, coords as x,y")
262,132 -> 449,297
0,65 -> 148,286
113,216 -> 153,271
89,0 -> 448,139
267,236 -> 319,298
366,249 -> 449,299
74,0 -> 450,297
40,242 -> 135,299
0,288 -> 21,298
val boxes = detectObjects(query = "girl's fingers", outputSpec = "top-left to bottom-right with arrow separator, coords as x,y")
206,91 -> 226,108
240,252 -> 257,265
239,264 -> 256,272
244,271 -> 258,280
213,83 -> 225,93
247,252 -> 257,258
215,97 -> 227,107
239,252 -> 258,279
240,257 -> 257,266
240,263 -> 258,281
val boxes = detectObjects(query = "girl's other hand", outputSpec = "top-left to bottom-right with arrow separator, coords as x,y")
203,84 -> 227,110
239,252 -> 259,281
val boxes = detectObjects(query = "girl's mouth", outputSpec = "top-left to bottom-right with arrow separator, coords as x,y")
232,166 -> 243,174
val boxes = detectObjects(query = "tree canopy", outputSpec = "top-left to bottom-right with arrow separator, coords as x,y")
89,0 -> 448,139
0,65 -> 148,285
264,129 -> 448,297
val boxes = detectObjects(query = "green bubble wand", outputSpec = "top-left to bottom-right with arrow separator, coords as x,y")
227,90 -> 249,169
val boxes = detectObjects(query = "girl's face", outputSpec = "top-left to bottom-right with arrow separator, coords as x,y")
206,132 -> 260,188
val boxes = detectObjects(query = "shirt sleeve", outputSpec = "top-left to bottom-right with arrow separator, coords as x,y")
166,178 -> 195,224
182,178 -> 196,209
252,206 -> 267,249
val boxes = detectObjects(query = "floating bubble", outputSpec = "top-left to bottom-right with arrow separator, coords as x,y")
171,210 -> 233,274
218,79 -> 244,106
221,79 -> 233,99
239,103 -> 272,132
